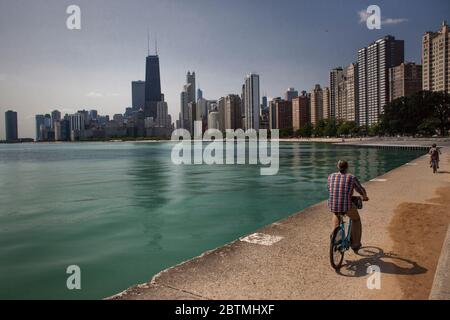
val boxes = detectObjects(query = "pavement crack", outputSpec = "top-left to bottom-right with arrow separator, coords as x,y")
162,283 -> 213,300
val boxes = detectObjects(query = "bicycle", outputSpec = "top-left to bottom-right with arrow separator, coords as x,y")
330,213 -> 352,270
431,159 -> 438,174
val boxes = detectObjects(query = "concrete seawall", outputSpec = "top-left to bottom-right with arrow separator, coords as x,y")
429,225 -> 450,300
108,141 -> 450,300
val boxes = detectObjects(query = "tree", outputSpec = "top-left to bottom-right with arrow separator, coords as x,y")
279,127 -> 294,138
324,118 -> 338,137
337,121 -> 357,137
368,123 -> 381,137
432,91 -> 450,136
380,91 -> 437,136
298,123 -> 313,137
313,120 -> 327,137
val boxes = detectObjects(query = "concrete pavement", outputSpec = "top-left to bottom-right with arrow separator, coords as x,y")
108,141 -> 450,300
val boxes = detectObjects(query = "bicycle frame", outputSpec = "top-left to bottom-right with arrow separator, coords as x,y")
338,215 -> 352,250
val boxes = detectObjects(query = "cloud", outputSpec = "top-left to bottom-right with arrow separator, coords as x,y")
358,10 -> 370,24
86,91 -> 103,97
382,18 -> 408,25
86,92 -> 120,98
0,73 -> 6,81
357,9 -> 408,26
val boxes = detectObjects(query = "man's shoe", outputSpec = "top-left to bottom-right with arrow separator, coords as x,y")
352,245 -> 362,253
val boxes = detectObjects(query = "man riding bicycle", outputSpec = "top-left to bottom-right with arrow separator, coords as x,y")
328,160 -> 369,253
429,143 -> 441,170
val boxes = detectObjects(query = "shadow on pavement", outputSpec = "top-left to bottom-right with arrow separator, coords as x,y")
336,246 -> 427,277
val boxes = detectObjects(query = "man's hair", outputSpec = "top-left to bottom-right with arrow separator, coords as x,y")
432,143 -> 437,148
337,160 -> 348,173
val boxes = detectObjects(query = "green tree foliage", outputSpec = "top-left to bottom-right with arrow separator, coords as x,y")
337,121 -> 358,137
297,123 -> 313,137
380,90 -> 450,136
279,127 -> 294,138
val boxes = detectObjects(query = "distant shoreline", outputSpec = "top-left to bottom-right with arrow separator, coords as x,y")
1,136 -> 449,145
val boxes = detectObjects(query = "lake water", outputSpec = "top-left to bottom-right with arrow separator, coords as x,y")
0,142 -> 424,299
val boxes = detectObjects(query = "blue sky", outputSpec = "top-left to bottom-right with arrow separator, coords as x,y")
0,0 -> 449,138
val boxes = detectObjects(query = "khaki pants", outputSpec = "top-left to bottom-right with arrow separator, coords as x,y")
332,205 -> 362,250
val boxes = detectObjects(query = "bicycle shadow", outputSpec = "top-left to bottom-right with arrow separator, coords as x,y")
335,246 -> 427,277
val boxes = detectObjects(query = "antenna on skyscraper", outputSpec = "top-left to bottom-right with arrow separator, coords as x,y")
155,33 -> 158,55
147,28 -> 150,56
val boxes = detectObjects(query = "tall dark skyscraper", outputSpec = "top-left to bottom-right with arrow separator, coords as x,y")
132,80 -> 146,110
144,55 -> 162,119
35,114 -> 44,141
5,110 -> 18,141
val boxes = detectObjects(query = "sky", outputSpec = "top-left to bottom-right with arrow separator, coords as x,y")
0,0 -> 449,139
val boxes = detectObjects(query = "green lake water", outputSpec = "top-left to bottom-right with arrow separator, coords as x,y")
0,142 -> 424,299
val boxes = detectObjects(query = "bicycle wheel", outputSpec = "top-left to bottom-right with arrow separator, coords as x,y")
330,226 -> 345,270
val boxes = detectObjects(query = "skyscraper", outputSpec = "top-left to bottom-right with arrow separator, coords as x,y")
196,98 -> 208,121
186,71 -> 196,103
271,99 -> 292,130
224,94 -> 242,130
197,88 -> 203,101
269,97 -> 282,130
389,62 -> 422,101
144,54 -> 162,118
358,35 -> 404,126
243,73 -> 260,130
208,111 -> 220,130
156,101 -> 170,128
217,97 -> 226,132
35,114 -> 44,141
329,68 -> 344,119
261,95 -> 268,111
322,87 -> 330,120
51,110 -> 61,128
310,84 -> 323,125
422,21 -> 450,93
285,87 -> 298,102
180,71 -> 196,133
342,63 -> 359,122
132,80 -> 146,110
292,91 -> 310,131
5,110 -> 18,142
68,112 -> 86,141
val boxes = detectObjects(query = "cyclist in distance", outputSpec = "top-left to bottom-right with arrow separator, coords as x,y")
429,143 -> 441,171
328,160 -> 369,253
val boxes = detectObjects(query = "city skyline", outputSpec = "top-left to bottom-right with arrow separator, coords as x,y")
0,0 -> 449,139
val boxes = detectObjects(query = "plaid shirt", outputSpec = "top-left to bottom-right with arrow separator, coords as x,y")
327,172 -> 366,213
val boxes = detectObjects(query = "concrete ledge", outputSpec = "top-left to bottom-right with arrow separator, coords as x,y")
429,225 -> 450,300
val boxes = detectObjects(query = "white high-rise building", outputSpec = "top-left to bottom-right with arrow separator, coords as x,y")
358,35 -> 404,126
208,111 -> 220,130
156,101 -> 170,128
333,63 -> 358,122
180,71 -> 196,133
243,73 -> 260,130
